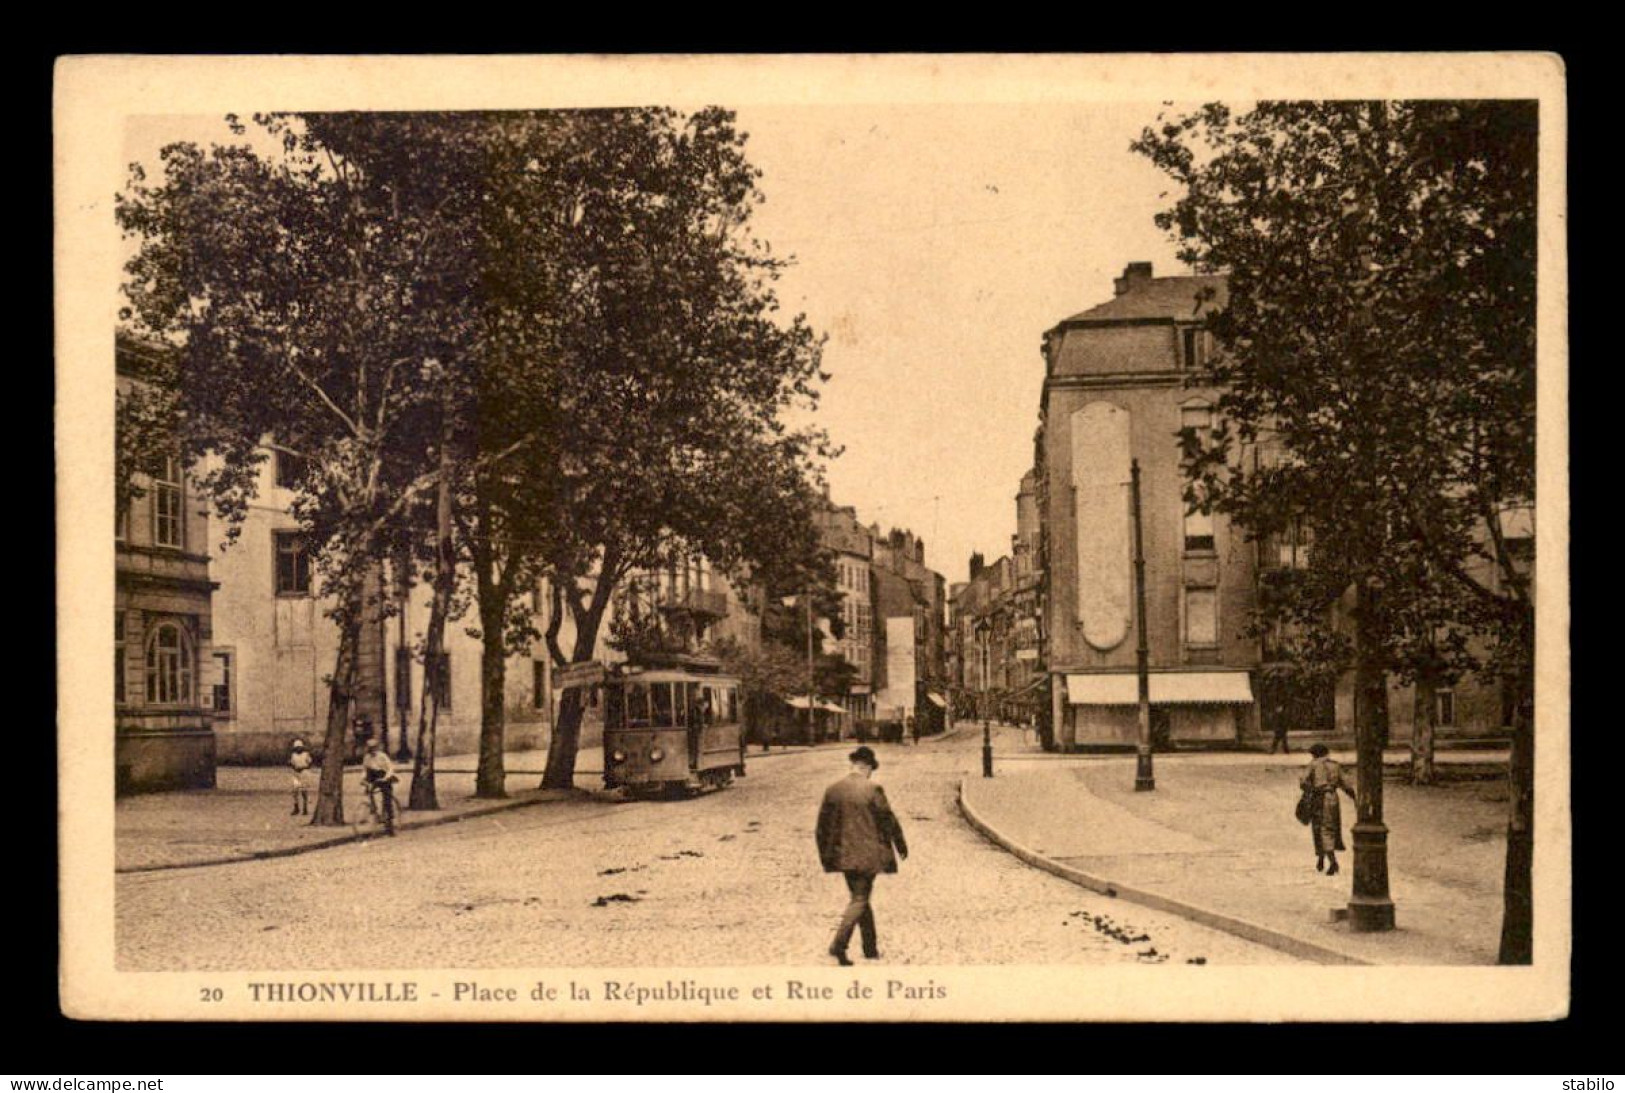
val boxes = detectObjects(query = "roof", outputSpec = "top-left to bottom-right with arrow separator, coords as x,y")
1058,274 -> 1228,325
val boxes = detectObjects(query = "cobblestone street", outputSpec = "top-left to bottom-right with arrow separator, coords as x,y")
116,728 -> 1298,969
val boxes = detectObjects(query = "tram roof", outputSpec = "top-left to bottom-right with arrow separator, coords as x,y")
612,669 -> 740,686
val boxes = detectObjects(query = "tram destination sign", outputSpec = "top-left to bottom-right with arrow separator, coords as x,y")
553,661 -> 606,690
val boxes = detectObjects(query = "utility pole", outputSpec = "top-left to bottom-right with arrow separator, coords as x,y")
1131,459 -> 1155,792
805,588 -> 815,743
392,549 -> 412,763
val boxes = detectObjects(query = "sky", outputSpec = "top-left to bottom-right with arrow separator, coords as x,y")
737,103 -> 1188,584
122,103 -> 1193,586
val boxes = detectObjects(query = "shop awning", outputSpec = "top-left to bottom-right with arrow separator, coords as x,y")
1065,671 -> 1254,706
785,695 -> 815,709
926,693 -> 947,708
818,701 -> 849,715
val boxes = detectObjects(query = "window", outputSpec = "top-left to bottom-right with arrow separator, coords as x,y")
274,531 -> 312,596
1185,588 -> 1219,647
152,456 -> 183,548
1280,522 -> 1312,569
114,614 -> 125,705
212,650 -> 234,715
1181,404 -> 1213,450
115,501 -> 129,543
1435,689 -> 1456,728
275,449 -> 306,490
145,622 -> 193,705
1184,507 -> 1215,553
1181,327 -> 1210,370
651,681 -> 674,727
1181,406 -> 1216,552
624,682 -> 651,727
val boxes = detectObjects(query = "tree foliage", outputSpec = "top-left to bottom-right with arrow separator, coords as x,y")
1134,99 -> 1538,961
528,108 -> 832,788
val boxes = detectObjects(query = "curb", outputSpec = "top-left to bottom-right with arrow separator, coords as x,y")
956,777 -> 1369,966
117,788 -> 590,875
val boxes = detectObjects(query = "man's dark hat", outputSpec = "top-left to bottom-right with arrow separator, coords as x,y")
849,746 -> 879,769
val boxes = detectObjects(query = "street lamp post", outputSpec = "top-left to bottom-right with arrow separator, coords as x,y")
1348,578 -> 1395,930
982,717 -> 993,778
1131,459 -> 1155,792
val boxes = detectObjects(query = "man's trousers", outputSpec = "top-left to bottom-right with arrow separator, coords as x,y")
831,871 -> 878,957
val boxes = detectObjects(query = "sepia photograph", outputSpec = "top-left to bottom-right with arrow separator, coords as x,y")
55,53 -> 1569,1023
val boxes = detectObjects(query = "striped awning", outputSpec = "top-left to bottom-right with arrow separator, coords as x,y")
1065,671 -> 1254,706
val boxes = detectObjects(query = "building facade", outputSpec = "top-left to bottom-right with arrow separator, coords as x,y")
947,469 -> 1048,730
1040,261 -> 1522,750
115,335 -> 218,793
815,504 -> 878,721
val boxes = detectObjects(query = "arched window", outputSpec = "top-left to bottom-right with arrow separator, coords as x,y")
145,621 -> 193,705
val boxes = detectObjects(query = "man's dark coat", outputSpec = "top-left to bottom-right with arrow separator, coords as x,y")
816,772 -> 909,875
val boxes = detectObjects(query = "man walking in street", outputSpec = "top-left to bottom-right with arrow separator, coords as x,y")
815,746 -> 908,966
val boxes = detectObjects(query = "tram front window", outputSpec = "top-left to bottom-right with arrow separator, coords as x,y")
605,684 -> 625,731
625,682 -> 651,728
651,682 -> 674,727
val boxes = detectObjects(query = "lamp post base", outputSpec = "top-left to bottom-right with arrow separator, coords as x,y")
1134,749 -> 1155,792
1347,895 -> 1396,932
1347,819 -> 1396,932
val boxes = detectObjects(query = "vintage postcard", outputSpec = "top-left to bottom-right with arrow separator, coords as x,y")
56,53 -> 1569,1022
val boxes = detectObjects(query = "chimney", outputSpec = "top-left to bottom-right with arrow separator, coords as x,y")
1113,261 -> 1154,296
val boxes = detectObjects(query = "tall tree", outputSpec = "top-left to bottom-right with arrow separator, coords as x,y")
117,115 -> 482,824
523,108 -> 831,791
1135,100 -> 1537,959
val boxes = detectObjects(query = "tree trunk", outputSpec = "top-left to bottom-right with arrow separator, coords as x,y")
1498,653 -> 1535,964
409,420 -> 455,812
543,685 -> 586,790
540,584 -> 611,791
1410,667 -> 1438,786
474,541 -> 508,799
311,614 -> 361,826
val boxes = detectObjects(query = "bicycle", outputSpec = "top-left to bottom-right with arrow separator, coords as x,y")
362,773 -> 400,836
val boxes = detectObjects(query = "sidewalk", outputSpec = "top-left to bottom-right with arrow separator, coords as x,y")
116,741 -> 837,873
960,747 -> 1511,965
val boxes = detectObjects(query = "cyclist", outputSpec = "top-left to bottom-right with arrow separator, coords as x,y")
361,736 -> 399,836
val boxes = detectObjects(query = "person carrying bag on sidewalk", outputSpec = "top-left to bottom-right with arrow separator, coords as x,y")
1299,743 -> 1356,875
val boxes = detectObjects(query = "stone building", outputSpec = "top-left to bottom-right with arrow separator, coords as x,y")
814,504 -> 878,721
870,527 -> 948,733
1039,261 -> 1524,750
1040,261 -> 1255,748
946,469 -> 1048,729
205,450 -> 556,764
115,334 -> 218,792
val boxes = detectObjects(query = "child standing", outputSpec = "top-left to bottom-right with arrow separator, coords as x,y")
288,739 -> 313,816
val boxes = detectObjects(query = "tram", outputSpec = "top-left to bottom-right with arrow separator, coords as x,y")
600,655 -> 746,796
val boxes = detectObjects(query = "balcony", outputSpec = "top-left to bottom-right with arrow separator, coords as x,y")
657,587 -> 729,620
